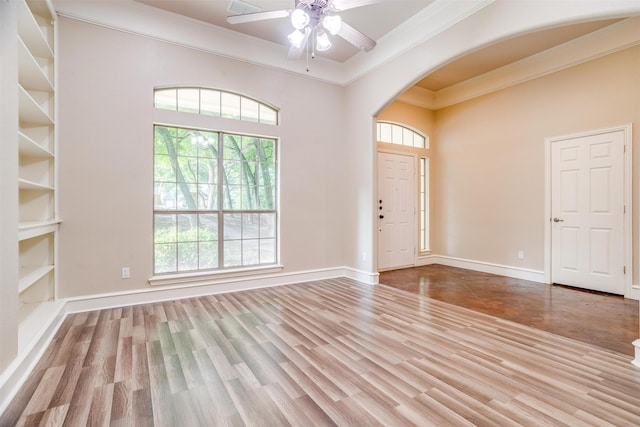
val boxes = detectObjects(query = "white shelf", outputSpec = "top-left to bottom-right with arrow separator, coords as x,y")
19,85 -> 53,126
19,265 -> 54,294
19,131 -> 54,158
18,36 -> 53,92
17,0 -> 53,59
11,0 -> 59,360
18,178 -> 54,191
18,220 -> 59,241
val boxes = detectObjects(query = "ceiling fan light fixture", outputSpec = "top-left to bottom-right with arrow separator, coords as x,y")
291,8 -> 310,30
316,31 -> 332,51
288,29 -> 306,48
322,14 -> 342,35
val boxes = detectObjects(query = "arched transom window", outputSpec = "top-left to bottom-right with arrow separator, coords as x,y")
154,87 -> 278,125
377,121 -> 429,149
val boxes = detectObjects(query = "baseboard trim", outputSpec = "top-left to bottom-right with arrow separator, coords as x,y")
64,267 -> 378,314
633,339 -> 640,368
0,266 -> 378,415
416,255 -> 547,283
0,301 -> 67,416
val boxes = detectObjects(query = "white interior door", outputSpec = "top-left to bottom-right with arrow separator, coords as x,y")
551,130 -> 625,294
378,152 -> 415,270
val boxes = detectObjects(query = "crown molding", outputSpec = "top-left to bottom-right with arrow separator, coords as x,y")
398,16 -> 640,110
52,0 -> 494,86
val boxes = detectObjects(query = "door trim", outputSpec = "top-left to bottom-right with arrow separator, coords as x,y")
544,124 -> 636,299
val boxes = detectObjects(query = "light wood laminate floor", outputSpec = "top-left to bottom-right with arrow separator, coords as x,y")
2,277 -> 640,426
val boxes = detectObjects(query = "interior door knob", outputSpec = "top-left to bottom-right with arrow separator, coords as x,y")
553,217 -> 564,222
379,215 -> 384,219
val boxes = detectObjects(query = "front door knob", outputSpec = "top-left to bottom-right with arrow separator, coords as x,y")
553,217 -> 564,223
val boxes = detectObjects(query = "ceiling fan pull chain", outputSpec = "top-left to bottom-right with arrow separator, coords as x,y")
306,35 -> 310,72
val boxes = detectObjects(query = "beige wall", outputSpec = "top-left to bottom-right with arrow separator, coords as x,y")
434,46 -> 639,274
379,46 -> 639,278
57,17 -> 348,298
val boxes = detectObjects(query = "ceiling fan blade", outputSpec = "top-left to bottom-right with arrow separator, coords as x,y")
337,21 -> 376,52
287,28 -> 311,60
331,0 -> 383,11
227,9 -> 290,25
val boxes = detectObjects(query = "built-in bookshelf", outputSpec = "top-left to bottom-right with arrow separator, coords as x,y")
16,0 -> 59,351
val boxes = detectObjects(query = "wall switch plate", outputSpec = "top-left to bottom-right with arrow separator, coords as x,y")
517,251 -> 524,260
122,267 -> 130,279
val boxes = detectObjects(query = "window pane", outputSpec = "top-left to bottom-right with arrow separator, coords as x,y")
260,213 -> 276,238
223,134 -> 242,160
198,241 -> 218,269
197,131 -> 218,158
260,239 -> 275,263
178,242 -> 198,271
157,183 -> 177,209
403,128 -> 414,146
241,97 -> 260,123
155,243 -> 176,273
155,214 -> 176,243
177,157 -> 198,183
200,89 -> 221,117
177,214 -> 198,242
154,155 -> 175,183
392,125 -> 403,145
224,185 -> 242,210
177,88 -> 200,114
221,92 -> 241,119
177,133 -> 198,157
424,135 -> 430,149
223,213 -> 242,240
379,123 -> 392,142
198,214 -> 218,240
259,104 -> 277,125
176,183 -> 197,210
242,214 -> 260,239
224,240 -> 241,267
198,183 -> 217,209
154,89 -> 177,111
243,239 -> 259,265
415,134 -> 425,149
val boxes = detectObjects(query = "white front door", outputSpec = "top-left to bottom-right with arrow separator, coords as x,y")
378,152 -> 415,270
550,129 -> 625,294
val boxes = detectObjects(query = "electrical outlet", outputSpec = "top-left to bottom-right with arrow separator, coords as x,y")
517,250 -> 524,260
122,267 -> 130,279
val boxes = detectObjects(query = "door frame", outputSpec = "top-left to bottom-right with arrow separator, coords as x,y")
544,124 -> 636,299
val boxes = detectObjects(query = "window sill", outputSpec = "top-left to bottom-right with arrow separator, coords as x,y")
148,264 -> 284,287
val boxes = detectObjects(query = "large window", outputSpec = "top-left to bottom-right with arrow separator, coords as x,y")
153,88 -> 278,275
377,121 -> 430,253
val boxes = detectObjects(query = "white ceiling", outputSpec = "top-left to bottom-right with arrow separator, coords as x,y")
55,1 -> 631,94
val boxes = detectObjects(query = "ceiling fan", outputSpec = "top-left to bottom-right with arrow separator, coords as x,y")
227,0 -> 379,61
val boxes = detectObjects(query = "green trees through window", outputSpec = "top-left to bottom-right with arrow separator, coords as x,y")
153,88 -> 278,275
